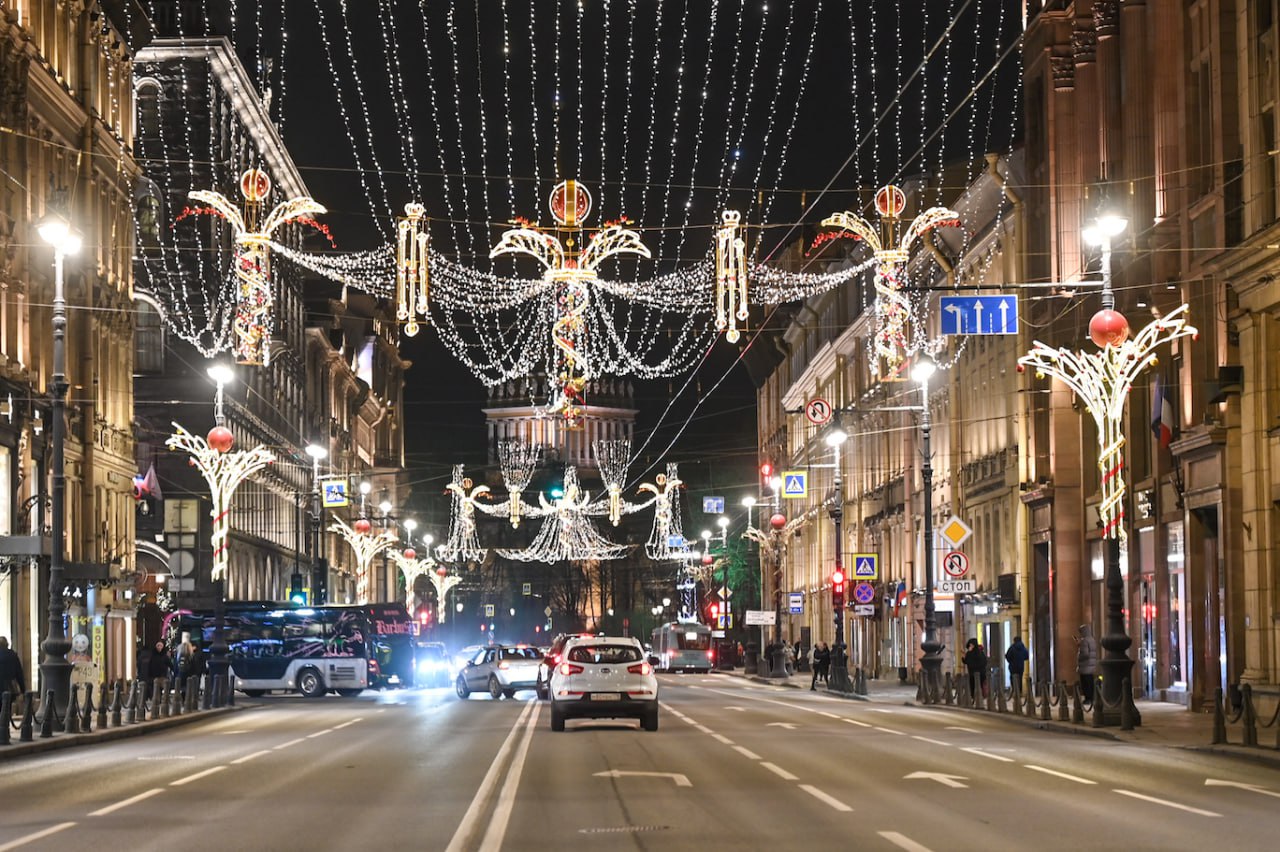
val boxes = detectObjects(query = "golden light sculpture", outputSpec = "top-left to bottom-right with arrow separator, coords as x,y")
490,179 -> 651,425
822,185 -> 959,379
187,169 -> 327,366
329,515 -> 398,605
396,202 -> 430,337
714,210 -> 749,343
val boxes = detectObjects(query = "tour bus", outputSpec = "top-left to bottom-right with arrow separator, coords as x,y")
176,603 -> 412,698
650,620 -> 715,672
341,602 -> 417,689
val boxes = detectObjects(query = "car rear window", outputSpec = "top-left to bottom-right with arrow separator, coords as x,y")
567,645 -> 642,664
501,648 -> 541,661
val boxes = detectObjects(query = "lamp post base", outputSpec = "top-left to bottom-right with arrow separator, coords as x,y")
768,646 -> 789,679
920,640 -> 945,704
38,652 -> 73,719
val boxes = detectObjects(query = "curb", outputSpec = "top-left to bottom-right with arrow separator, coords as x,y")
0,705 -> 244,761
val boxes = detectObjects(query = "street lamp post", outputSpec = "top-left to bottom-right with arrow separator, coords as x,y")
825,423 -> 852,692
206,362 -> 235,699
305,444 -> 328,604
912,355 -> 943,702
36,212 -> 81,717
740,496 -> 758,673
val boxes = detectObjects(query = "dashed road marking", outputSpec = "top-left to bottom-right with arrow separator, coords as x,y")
274,737 -> 306,750
1114,790 -> 1220,817
799,784 -> 852,812
760,762 -> 799,781
0,822 -> 76,851
88,788 -> 164,817
1024,765 -> 1095,785
306,728 -> 333,738
874,726 -> 905,736
230,749 -> 272,765
733,746 -> 761,760
170,766 -> 227,786
878,830 -> 933,851
712,733 -> 734,745
961,747 -> 1014,763
912,736 -> 952,747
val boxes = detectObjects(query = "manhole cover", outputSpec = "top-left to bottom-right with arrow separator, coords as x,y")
578,826 -> 670,835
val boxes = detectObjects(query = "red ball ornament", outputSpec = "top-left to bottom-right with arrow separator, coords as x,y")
1089,309 -> 1129,348
435,565 -> 448,577
769,512 -> 787,530
403,548 -> 416,560
354,518 -> 372,534
701,553 -> 714,566
207,425 -> 235,453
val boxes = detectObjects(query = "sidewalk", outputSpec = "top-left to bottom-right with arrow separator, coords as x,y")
716,665 -> 1280,769
1,704 -> 242,761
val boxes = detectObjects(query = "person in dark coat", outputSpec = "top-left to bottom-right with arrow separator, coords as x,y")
962,638 -> 988,698
179,639 -> 205,688
145,640 -> 172,692
1005,636 -> 1029,688
0,636 -> 25,699
810,642 -> 831,690
1076,624 -> 1098,702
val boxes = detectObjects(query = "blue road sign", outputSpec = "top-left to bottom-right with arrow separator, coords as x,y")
853,582 -> 876,604
789,592 -> 804,614
666,534 -> 687,549
852,553 -> 879,580
782,471 -> 808,499
703,496 -> 725,514
940,295 -> 1019,335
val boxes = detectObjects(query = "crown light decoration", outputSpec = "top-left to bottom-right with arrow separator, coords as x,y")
186,169 -> 327,365
822,185 -> 960,379
165,423 -> 274,582
396,202 -> 430,337
329,515 -> 398,605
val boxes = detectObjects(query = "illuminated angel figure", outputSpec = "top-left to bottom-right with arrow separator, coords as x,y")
1018,305 -> 1197,544
436,465 -> 490,563
187,169 -> 327,366
166,422 -> 274,583
638,464 -> 686,561
329,515 -> 397,605
490,180 -> 651,424
499,467 -> 629,562
822,185 -> 959,379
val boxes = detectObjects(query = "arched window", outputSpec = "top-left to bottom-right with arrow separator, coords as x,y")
134,299 -> 165,374
135,78 -> 162,138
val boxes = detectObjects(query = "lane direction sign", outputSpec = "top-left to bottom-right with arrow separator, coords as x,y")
905,772 -> 970,789
940,295 -> 1018,335
593,770 -> 692,787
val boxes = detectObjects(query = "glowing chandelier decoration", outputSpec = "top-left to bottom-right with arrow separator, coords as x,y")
714,210 -> 749,343
1017,304 -> 1197,542
497,467 -> 630,563
185,169 -> 327,366
436,465 -> 491,563
165,423 -> 274,582
592,439 -> 632,527
489,179 -> 651,424
329,515 -> 398,605
497,440 -> 543,529
395,202 -> 430,337
821,185 -> 960,379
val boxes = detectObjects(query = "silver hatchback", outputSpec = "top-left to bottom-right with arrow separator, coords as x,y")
456,645 -> 542,699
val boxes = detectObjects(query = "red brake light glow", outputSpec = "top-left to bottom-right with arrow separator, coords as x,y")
706,650 -> 715,660
558,662 -> 584,676
626,662 -> 653,676
497,660 -> 510,670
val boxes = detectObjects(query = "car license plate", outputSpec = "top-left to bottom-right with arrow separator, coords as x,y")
590,693 -> 621,701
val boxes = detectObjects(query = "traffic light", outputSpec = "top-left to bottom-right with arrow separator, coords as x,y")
760,461 -> 774,481
289,572 -> 307,606
311,558 -> 329,605
709,602 -> 720,622
831,569 -> 845,609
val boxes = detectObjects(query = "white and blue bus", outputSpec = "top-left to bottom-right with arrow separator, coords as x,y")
650,621 -> 714,672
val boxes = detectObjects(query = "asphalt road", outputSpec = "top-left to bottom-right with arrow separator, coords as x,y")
3,675 -> 1279,851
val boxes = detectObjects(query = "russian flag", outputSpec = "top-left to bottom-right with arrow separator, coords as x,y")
892,581 -> 908,617
1152,374 -> 1174,449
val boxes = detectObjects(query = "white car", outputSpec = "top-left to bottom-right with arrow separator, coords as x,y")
548,636 -> 659,731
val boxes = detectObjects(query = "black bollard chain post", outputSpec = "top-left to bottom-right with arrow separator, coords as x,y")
96,682 -> 109,730
20,692 -> 35,741
1243,684 -> 1258,748
110,680 -> 123,728
79,683 -> 94,732
0,692 -> 10,745
124,680 -> 138,725
39,690 -> 57,738
150,678 -> 164,720
63,684 -> 80,734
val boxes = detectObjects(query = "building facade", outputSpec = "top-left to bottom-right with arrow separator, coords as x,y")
0,0 -> 146,687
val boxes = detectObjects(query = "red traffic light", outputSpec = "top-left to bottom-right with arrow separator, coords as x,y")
710,603 -> 720,618
760,461 -> 774,478
831,570 -> 845,587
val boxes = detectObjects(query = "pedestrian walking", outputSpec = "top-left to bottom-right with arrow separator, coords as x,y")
145,640 -> 172,692
962,638 -> 988,698
1076,624 -> 1098,703
180,639 -> 205,689
1004,636 -> 1029,690
783,640 -> 795,676
0,636 -> 25,706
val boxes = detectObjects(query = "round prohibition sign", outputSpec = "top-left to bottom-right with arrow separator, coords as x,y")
942,551 -> 970,578
805,397 -> 833,425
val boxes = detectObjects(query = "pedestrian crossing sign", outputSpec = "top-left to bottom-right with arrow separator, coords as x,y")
781,470 -> 808,499
321,477 -> 349,508
852,553 -> 879,580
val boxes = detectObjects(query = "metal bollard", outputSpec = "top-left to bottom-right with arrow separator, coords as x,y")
97,682 -> 109,730
943,671 -> 955,706
124,680 -> 138,724
1056,682 -> 1070,722
20,691 -> 35,741
1071,683 -> 1084,724
1242,684 -> 1258,748
201,674 -> 212,711
986,670 -> 997,712
63,684 -> 80,734
1120,678 -> 1136,731
150,678 -> 164,720
172,681 -> 184,716
110,680 -> 123,728
79,684 -> 95,732
997,680 -> 1008,714
0,691 -> 10,745
39,690 -> 56,738
1038,683 -> 1051,721
1091,678 -> 1105,727
1211,687 -> 1227,744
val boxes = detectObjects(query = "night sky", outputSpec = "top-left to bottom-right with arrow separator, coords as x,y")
185,0 -> 1023,515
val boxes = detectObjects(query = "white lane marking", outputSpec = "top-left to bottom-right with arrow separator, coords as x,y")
88,788 -> 164,817
912,736 -> 952,747
0,822 -> 77,851
274,737 -> 306,750
306,728 -> 333,738
445,700 -> 537,852
767,722 -> 799,729
760,762 -> 799,781
799,784 -> 853,812
477,702 -> 541,851
724,706 -> 747,712
1204,779 -> 1280,798
682,717 -> 698,725
819,711 -> 841,719
843,719 -> 873,728
230,749 -> 272,765
874,727 -> 905,736
216,730 -> 249,735
961,747 -> 1014,763
333,718 -> 363,730
136,755 -> 195,760
1024,765 -> 1096,785
733,746 -> 761,760
170,766 -> 227,786
878,830 -> 934,852
870,708 -> 895,714
594,770 -> 692,787
945,726 -> 982,733
694,725 -> 714,734
1113,790 -> 1221,817
712,733 -> 734,745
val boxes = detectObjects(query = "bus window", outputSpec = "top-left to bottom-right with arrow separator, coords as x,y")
677,631 -> 710,651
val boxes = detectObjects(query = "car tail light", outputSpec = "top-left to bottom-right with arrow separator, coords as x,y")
497,660 -> 510,670
706,650 -> 715,660
627,662 -> 652,676
559,662 -> 584,676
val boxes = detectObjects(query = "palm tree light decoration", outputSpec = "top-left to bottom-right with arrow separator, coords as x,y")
490,179 -> 650,425
822,185 -> 960,379
187,169 -> 326,365
329,515 -> 398,605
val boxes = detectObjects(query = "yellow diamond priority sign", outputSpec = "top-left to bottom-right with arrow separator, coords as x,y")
940,515 -> 973,548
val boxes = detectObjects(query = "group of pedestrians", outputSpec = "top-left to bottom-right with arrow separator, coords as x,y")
138,638 -> 207,695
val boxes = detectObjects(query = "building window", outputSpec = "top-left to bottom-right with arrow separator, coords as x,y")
134,300 -> 165,374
